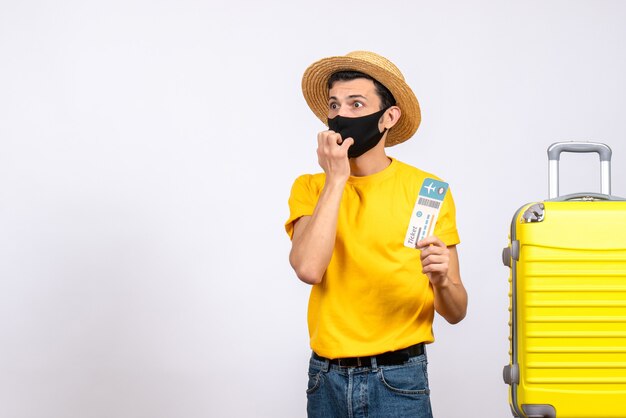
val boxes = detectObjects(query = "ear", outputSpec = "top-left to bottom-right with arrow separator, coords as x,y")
380,106 -> 401,130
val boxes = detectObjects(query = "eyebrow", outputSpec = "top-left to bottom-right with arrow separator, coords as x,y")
328,94 -> 369,102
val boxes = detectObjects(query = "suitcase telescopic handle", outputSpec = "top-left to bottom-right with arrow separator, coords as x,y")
547,141 -> 612,199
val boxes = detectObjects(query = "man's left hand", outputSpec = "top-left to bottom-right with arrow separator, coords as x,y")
417,236 -> 450,287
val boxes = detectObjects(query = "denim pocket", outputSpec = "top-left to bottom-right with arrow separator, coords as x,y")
377,359 -> 430,395
306,359 -> 325,395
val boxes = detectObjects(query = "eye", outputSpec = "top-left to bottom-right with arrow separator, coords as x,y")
353,102 -> 363,108
329,102 -> 339,110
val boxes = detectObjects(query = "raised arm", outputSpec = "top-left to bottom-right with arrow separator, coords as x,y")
289,131 -> 353,285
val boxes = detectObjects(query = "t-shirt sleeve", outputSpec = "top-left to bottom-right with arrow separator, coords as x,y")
285,174 -> 318,240
434,186 -> 460,247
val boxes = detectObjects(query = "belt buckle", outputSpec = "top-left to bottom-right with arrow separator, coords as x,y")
337,356 -> 364,368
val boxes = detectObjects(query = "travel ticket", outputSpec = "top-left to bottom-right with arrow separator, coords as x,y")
404,178 -> 449,249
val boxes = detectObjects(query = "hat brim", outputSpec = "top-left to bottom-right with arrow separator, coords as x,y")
301,55 -> 421,147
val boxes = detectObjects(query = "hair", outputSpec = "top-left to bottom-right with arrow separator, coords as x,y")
327,71 -> 396,110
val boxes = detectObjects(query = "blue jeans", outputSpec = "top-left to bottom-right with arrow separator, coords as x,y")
306,351 -> 433,418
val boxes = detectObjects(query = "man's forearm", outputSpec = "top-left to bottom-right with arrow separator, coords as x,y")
289,179 -> 345,284
433,279 -> 468,324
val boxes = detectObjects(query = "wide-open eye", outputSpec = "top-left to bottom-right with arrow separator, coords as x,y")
329,102 -> 339,110
353,102 -> 363,108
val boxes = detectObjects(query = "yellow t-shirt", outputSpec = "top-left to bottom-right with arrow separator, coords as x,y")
285,158 -> 460,359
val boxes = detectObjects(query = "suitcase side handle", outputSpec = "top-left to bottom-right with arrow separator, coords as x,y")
547,141 -> 612,199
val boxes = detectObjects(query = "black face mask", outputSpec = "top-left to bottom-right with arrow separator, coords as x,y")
328,108 -> 388,159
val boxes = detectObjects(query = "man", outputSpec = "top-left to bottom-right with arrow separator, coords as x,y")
285,51 -> 467,418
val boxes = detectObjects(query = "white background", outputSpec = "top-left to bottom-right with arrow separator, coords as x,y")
2,1 -> 626,417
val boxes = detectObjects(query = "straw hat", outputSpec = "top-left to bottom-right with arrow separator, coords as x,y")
301,51 -> 421,147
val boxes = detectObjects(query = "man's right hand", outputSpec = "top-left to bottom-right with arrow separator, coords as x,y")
317,130 -> 354,183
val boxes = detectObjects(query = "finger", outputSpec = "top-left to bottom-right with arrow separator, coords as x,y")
317,131 -> 324,148
421,254 -> 448,268
327,130 -> 344,145
318,130 -> 337,143
417,236 -> 445,250
317,132 -> 337,155
422,259 -> 449,273
420,248 -> 448,261
321,131 -> 343,146
419,245 -> 448,259
422,264 -> 448,276
331,133 -> 344,146
339,137 -> 354,149
318,131 -> 334,153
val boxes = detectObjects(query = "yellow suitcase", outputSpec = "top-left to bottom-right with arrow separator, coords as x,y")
502,142 -> 626,418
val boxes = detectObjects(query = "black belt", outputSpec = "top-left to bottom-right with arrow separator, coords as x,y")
313,343 -> 425,368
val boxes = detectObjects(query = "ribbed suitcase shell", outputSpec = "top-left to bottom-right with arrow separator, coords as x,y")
507,200 -> 626,417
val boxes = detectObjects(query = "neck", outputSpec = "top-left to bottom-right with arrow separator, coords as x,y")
349,147 -> 392,177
